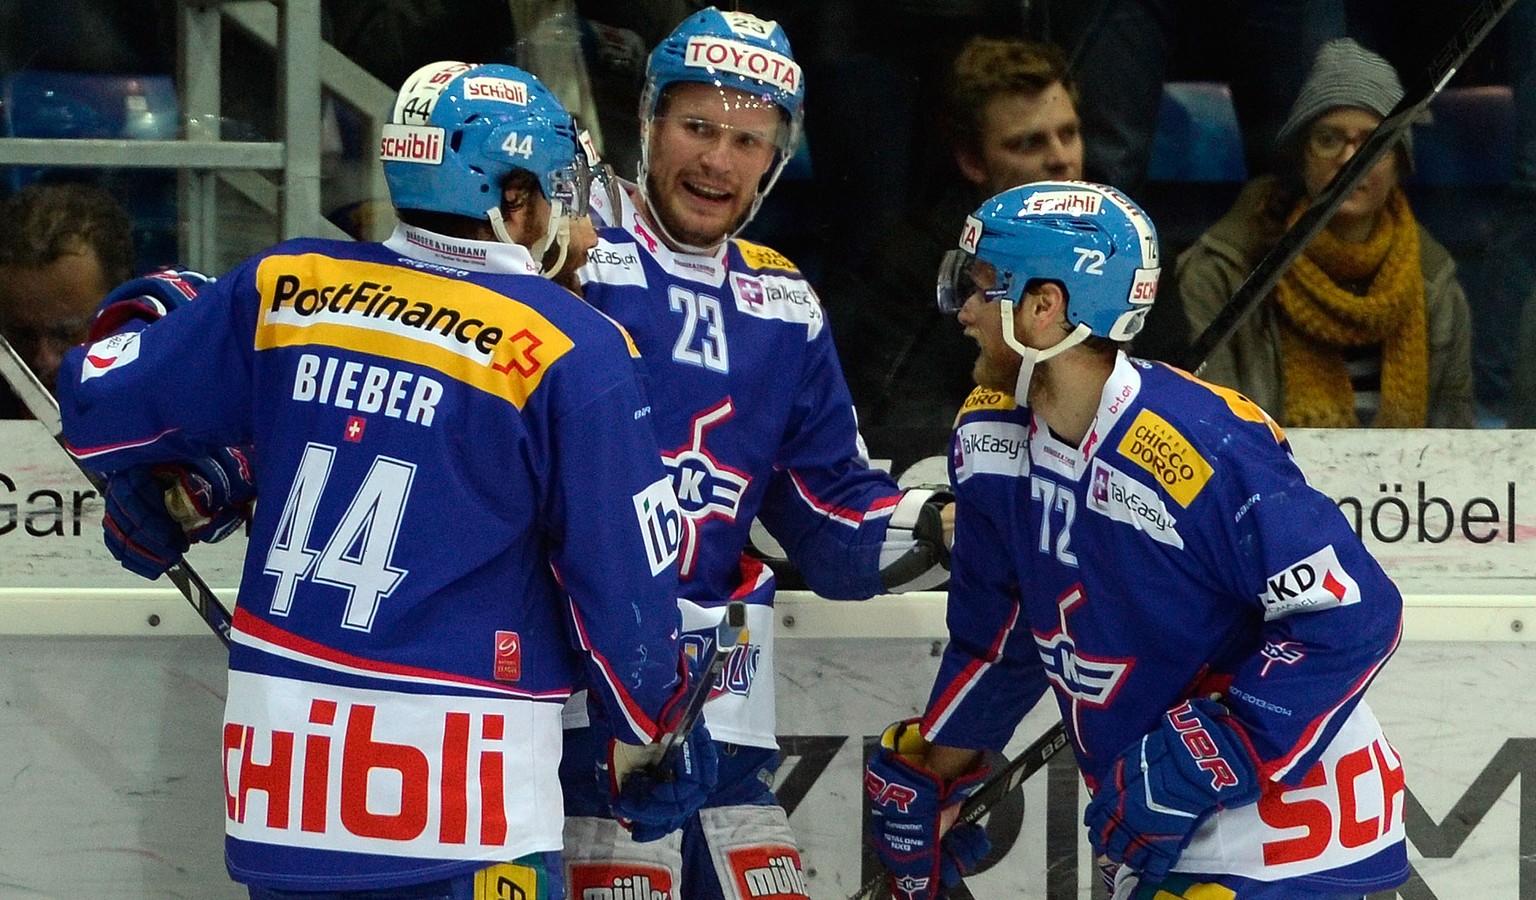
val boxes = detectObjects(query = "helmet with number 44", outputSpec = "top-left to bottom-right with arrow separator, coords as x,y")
381,61 -> 592,270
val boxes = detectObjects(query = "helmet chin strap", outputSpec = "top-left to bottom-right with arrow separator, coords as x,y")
487,199 -> 572,279
999,296 -> 1092,402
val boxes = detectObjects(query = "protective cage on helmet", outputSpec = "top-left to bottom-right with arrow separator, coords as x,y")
938,181 -> 1162,342
636,7 -> 806,250
381,61 -> 591,222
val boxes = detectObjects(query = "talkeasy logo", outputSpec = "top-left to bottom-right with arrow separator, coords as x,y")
952,419 -> 1030,483
255,255 -> 574,409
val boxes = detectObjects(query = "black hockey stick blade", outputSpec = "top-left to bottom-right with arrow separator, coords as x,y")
648,598 -> 748,776
1180,0 -> 1520,376
848,720 -> 1071,900
0,330 -> 234,645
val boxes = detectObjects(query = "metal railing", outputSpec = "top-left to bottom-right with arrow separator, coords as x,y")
0,0 -> 396,272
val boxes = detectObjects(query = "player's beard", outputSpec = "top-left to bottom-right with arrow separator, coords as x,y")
972,347 -> 1022,397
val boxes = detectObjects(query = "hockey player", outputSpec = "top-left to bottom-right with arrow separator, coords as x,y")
561,8 -> 953,900
57,61 -> 716,898
864,181 -> 1408,900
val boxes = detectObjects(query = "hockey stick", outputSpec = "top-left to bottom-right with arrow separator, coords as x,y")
0,331 -> 234,646
647,598 -> 748,777
849,722 -> 1071,900
1180,0 -> 1521,376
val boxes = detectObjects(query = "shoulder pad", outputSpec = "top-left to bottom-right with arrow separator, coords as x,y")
733,239 -> 800,273
1165,365 -> 1285,445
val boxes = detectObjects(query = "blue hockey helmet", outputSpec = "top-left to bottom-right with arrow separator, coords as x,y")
381,61 -> 590,223
938,181 -> 1162,397
637,8 -> 805,250
938,180 -> 1161,340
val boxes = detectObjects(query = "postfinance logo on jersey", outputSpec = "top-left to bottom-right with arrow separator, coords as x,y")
256,255 -> 574,408
1116,409 -> 1212,507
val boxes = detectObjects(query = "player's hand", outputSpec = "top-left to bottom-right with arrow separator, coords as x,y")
865,718 -> 990,900
607,718 -> 718,842
87,268 -> 214,341
101,449 -> 256,579
1084,698 -> 1262,882
601,646 -> 720,841
160,446 -> 257,544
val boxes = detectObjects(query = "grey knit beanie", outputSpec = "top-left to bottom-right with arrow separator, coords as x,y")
1275,38 -> 1413,162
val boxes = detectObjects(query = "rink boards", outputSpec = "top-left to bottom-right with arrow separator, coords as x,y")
0,422 -> 1532,897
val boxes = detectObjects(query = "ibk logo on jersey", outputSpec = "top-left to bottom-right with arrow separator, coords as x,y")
662,398 -> 750,578
726,845 -> 808,899
80,332 -> 141,381
567,861 -> 673,900
1033,585 -> 1132,748
1259,544 -> 1360,620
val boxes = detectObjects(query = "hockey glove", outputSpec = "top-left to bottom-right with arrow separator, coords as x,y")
866,718 -> 990,900
102,449 -> 257,579
879,487 -> 954,593
1084,698 -> 1262,882
87,268 -> 214,341
160,446 -> 257,544
604,647 -> 720,842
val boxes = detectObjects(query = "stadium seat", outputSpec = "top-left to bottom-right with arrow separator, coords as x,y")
1,70 -> 180,270
1410,85 -> 1516,186
1147,81 -> 1248,184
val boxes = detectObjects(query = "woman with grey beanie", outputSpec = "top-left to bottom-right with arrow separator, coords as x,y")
1176,38 -> 1476,429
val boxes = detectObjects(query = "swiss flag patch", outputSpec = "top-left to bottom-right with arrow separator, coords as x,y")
344,416 -> 366,442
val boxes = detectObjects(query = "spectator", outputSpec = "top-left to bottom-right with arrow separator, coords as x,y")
0,182 -> 136,416
824,36 -> 1082,467
1177,38 -> 1476,428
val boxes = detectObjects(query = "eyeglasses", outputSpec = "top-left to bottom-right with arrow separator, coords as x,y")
654,115 -> 783,159
0,317 -> 92,354
1305,125 -> 1374,160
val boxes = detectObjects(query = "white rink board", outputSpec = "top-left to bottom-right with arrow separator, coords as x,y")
0,625 -> 1531,898
2,422 -> 1534,896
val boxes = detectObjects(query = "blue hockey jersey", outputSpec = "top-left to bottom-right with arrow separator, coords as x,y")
577,186 -> 906,748
923,354 -> 1407,891
57,225 -> 686,890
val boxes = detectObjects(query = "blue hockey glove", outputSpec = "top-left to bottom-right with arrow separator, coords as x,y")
609,719 -> 719,842
160,446 -> 257,544
102,449 -> 256,579
1084,698 -> 1262,882
603,647 -> 721,842
87,268 -> 214,341
866,718 -> 990,900
102,466 -> 190,580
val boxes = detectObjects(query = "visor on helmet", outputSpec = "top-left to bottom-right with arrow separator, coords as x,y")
937,250 -> 1010,313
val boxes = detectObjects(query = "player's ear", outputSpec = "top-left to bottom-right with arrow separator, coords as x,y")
954,147 -> 988,189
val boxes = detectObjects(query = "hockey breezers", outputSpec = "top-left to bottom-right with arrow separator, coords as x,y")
849,723 -> 1071,900
0,331 -> 234,646
1181,0 -> 1521,375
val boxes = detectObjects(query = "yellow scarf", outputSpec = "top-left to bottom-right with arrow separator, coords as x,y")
1272,188 -> 1428,427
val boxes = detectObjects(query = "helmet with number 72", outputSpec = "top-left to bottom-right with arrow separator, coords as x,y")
937,181 -> 1162,397
938,180 -> 1161,338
